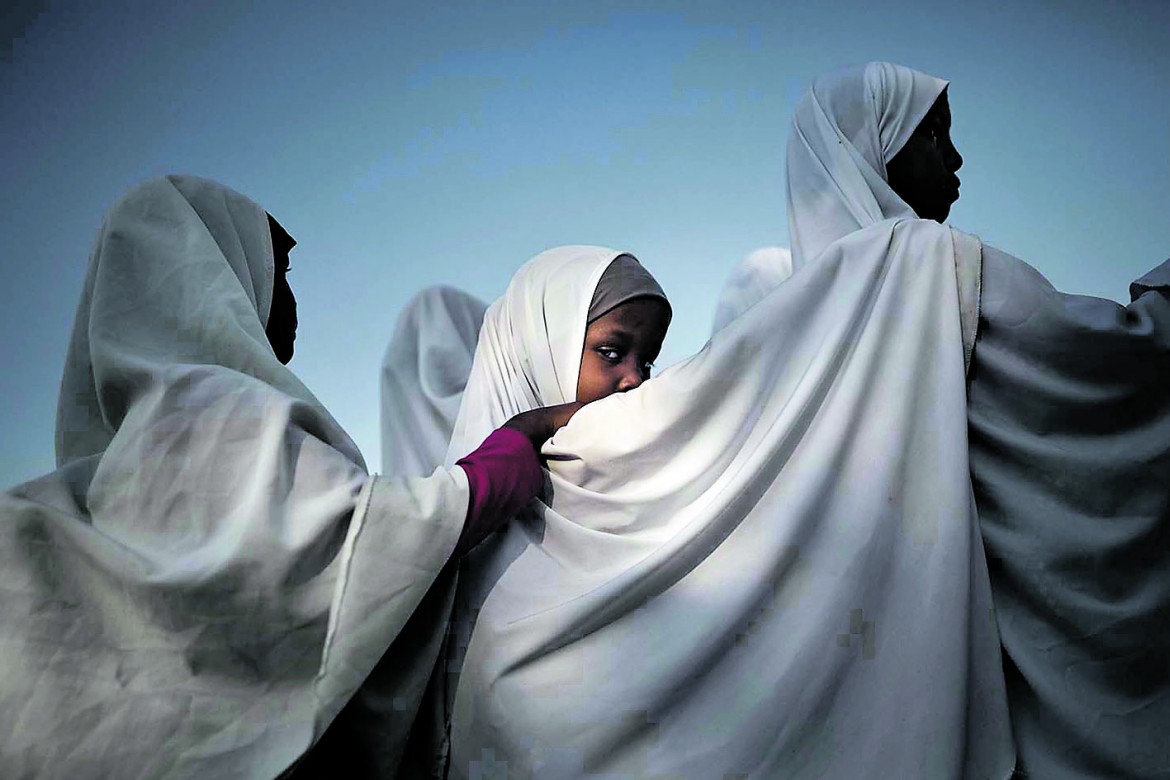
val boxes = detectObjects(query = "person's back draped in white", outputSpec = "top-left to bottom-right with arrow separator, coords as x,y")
440,64 -> 1013,779
381,287 -> 488,479
712,64 -> 1170,779
0,176 -> 472,777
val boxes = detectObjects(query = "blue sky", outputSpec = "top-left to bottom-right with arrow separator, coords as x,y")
2,0 -> 1168,487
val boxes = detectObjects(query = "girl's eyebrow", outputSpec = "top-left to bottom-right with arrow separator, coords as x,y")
590,326 -> 634,344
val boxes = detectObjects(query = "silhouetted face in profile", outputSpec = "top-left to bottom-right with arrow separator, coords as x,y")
576,296 -> 672,404
886,90 -> 963,223
265,213 -> 298,364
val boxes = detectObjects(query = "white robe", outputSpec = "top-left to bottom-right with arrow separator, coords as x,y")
970,248 -> 1170,778
444,59 -> 1013,768
713,144 -> 1170,780
0,175 -> 467,779
296,286 -> 488,778
381,287 -> 487,479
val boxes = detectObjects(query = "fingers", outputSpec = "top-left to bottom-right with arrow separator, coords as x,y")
548,400 -> 585,432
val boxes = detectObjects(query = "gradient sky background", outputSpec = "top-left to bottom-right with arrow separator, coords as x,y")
2,0 -> 1168,488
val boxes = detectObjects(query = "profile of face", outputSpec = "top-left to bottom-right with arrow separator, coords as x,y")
576,296 -> 672,404
886,90 -> 963,223
265,213 -> 298,364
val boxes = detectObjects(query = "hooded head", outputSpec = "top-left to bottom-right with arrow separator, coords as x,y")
55,174 -> 355,466
446,246 -> 669,463
786,62 -> 952,269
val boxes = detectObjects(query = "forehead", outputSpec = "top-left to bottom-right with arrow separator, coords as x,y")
266,214 -> 297,253
588,296 -> 672,336
928,91 -> 951,125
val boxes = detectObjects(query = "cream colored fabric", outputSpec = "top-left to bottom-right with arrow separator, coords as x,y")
716,235 -> 980,375
443,77 -> 1013,771
711,246 -> 793,334
0,175 -> 466,778
381,286 -> 487,478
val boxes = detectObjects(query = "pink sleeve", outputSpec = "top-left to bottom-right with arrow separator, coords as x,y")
456,427 -> 544,549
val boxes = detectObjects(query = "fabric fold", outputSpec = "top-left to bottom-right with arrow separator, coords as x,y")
0,175 -> 466,778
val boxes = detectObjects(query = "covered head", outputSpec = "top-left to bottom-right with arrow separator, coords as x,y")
711,246 -> 794,335
0,176 -> 458,776
55,173 -> 355,465
446,246 -> 669,464
786,62 -> 956,268
380,286 -> 488,478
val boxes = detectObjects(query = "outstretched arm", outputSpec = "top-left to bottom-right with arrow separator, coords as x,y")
455,401 -> 585,553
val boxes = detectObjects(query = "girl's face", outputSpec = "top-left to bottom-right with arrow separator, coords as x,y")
265,214 -> 298,365
886,91 -> 963,223
576,296 -> 671,404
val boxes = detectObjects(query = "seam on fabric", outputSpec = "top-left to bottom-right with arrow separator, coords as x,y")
313,476 -> 376,691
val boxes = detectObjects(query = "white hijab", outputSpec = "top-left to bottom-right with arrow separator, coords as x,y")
0,175 -> 467,778
381,286 -> 487,478
711,246 -> 794,334
444,63 -> 1012,779
446,245 -> 631,464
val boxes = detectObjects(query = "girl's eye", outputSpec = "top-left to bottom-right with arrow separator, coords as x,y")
597,347 -> 621,363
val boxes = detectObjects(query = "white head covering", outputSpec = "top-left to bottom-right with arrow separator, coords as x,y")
446,245 -> 636,463
711,246 -> 794,334
0,175 -> 468,777
443,65 -> 1010,779
381,286 -> 487,478
787,61 -> 948,268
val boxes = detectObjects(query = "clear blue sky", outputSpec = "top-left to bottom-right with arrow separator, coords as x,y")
3,0 -> 1168,488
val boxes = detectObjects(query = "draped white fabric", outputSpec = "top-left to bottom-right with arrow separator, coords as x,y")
711,246 -> 793,334
969,248 -> 1170,779
0,175 -> 467,778
381,286 -> 487,479
443,62 -> 1012,777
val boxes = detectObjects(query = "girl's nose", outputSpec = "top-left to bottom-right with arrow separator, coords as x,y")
948,144 -> 963,172
617,365 -> 644,393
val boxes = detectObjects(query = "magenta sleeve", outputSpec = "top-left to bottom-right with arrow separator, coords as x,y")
455,427 -> 544,550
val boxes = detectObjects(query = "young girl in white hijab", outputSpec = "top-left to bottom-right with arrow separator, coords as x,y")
719,63 -> 1170,779
438,145 -> 1011,777
0,175 -> 579,778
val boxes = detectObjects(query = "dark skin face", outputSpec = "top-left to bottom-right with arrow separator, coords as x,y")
265,213 -> 298,364
575,296 -> 672,404
886,90 -> 963,223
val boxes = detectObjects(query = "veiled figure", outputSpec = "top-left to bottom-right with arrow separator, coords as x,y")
439,63 -> 1013,779
711,62 -> 1170,778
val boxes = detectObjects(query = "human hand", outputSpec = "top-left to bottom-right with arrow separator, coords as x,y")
502,401 -> 585,450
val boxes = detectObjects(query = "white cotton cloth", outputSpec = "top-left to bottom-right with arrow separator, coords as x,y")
443,62 -> 1014,771
710,246 -> 794,334
381,286 -> 487,478
713,235 -> 980,371
0,175 -> 467,779
969,248 -> 1170,778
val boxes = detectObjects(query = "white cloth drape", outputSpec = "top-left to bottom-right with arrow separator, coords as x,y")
711,246 -> 793,334
381,286 -> 487,479
299,285 -> 486,778
0,175 -> 467,779
443,59 -> 1012,775
718,73 -> 1170,777
969,248 -> 1170,779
